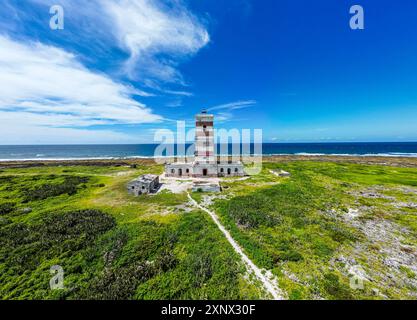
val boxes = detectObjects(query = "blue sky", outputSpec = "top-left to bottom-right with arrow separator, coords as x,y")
0,0 -> 416,144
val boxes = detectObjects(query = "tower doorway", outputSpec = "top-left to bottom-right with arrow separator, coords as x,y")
203,169 -> 208,176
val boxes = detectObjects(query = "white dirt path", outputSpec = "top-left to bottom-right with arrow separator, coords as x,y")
187,193 -> 285,300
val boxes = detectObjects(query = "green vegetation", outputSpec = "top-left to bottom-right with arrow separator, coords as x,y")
0,160 -> 416,300
0,202 -> 15,215
22,176 -> 89,202
0,165 -> 260,300
211,161 -> 417,300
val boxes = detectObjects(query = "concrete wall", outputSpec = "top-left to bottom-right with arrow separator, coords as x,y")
127,176 -> 159,196
217,163 -> 245,177
193,163 -> 218,177
192,183 -> 221,193
165,162 -> 245,178
165,163 -> 193,177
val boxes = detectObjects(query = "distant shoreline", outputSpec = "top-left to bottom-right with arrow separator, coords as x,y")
1,152 -> 417,162
1,142 -> 416,162
1,154 -> 417,169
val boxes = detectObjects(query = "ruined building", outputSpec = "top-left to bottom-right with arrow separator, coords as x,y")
165,111 -> 245,178
127,174 -> 160,196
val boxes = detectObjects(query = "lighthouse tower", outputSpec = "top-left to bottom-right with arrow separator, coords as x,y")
195,110 -> 215,164
193,110 -> 218,177
164,110 -> 245,179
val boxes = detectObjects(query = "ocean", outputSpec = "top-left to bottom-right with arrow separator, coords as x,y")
0,142 -> 416,161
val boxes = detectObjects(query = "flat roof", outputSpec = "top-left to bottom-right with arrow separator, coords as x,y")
131,174 -> 159,182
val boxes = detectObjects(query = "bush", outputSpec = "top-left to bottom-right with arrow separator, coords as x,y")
277,250 -> 303,262
39,209 -> 116,246
77,260 -> 159,300
0,217 -> 12,227
323,273 -> 353,300
227,194 -> 279,229
0,209 -> 116,272
0,202 -> 15,215
22,176 -> 90,202
188,253 -> 213,287
0,176 -> 13,183
76,224 -> 179,300
93,183 -> 106,188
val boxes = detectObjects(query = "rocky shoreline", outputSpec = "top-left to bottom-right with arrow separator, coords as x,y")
1,155 -> 417,169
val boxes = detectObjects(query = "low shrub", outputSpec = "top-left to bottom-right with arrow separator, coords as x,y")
93,183 -> 106,188
0,209 -> 116,272
226,194 -> 279,229
0,202 -> 15,215
22,176 -> 90,202
323,273 -> 353,300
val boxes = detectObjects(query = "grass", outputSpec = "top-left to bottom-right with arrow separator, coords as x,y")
210,161 -> 417,299
0,165 -> 262,300
0,160 -> 416,300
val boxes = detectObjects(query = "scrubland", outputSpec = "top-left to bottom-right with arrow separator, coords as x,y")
0,158 -> 416,299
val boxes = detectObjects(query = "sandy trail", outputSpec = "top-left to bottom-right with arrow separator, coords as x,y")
187,193 -> 285,300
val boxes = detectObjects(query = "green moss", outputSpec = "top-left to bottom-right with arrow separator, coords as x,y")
400,265 -> 416,279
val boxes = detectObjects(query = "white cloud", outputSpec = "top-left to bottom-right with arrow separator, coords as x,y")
29,0 -> 209,84
0,35 -> 161,124
207,100 -> 257,112
103,0 -> 209,82
0,0 -> 210,143
215,112 -> 233,122
0,35 -> 163,143
205,100 -> 257,122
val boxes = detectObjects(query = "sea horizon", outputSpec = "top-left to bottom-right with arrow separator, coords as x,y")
1,142 -> 417,161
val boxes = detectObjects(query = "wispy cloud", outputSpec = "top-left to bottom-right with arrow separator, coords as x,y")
163,90 -> 194,97
203,100 -> 257,123
103,0 -> 210,83
0,35 -> 164,143
0,0 -> 211,143
0,36 -> 162,126
20,0 -> 209,87
207,100 -> 257,112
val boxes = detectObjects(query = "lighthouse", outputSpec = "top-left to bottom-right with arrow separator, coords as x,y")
165,110 -> 245,178
193,110 -> 218,177
195,110 -> 215,164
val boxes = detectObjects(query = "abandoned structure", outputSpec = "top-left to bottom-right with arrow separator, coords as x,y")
192,181 -> 221,193
165,111 -> 245,178
127,174 -> 160,196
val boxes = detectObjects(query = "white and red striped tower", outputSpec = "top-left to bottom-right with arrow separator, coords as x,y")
195,110 -> 215,165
